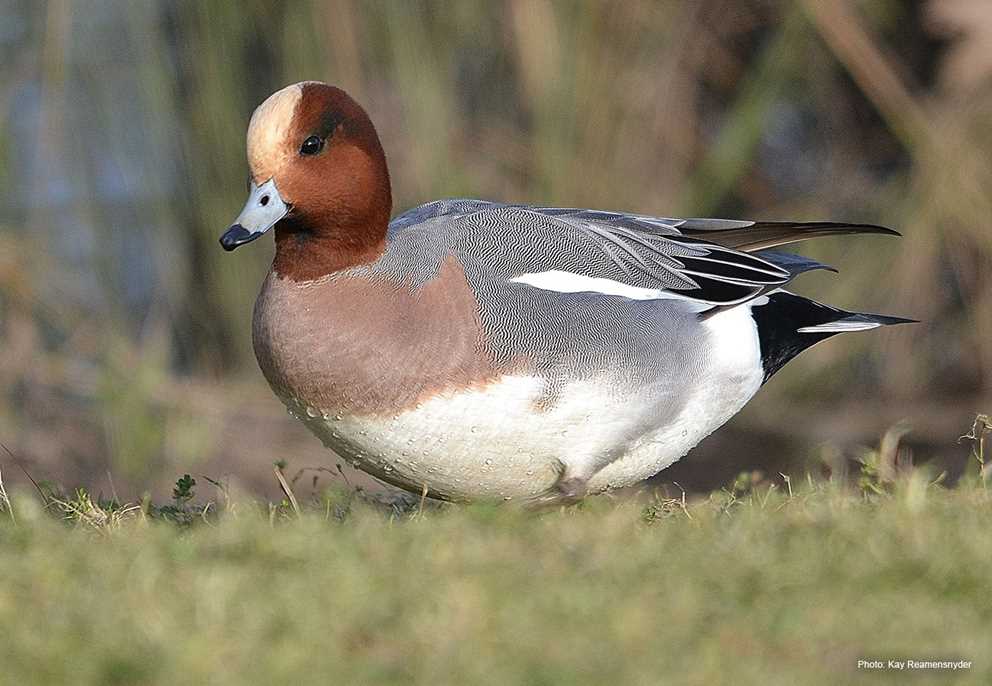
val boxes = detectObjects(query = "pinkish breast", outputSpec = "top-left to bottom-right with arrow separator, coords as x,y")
251,256 -> 501,417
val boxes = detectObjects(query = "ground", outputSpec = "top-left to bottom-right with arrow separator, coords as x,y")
1,458 -> 989,685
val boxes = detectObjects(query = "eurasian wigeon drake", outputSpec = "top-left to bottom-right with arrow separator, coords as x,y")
221,81 -> 913,503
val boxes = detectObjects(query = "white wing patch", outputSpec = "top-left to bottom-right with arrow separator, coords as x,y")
509,269 -> 700,303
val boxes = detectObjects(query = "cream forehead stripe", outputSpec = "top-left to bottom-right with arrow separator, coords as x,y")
246,83 -> 306,181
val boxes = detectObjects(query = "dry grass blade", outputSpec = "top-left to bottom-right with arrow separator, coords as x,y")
0,441 -> 45,501
49,490 -> 142,534
413,482 -> 434,520
877,421 -> 913,483
0,468 -> 15,525
274,464 -> 302,519
959,413 -> 991,488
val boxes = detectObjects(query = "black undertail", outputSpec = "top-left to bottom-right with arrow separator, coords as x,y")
751,291 -> 916,382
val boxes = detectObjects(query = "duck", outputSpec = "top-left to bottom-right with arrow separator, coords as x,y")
220,81 -> 913,503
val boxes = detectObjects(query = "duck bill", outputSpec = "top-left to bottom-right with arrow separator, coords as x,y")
220,178 -> 289,251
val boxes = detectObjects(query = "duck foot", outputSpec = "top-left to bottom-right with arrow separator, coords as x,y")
555,476 -> 588,501
525,462 -> 590,509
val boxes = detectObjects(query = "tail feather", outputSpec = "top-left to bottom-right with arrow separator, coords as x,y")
752,291 -> 916,381
680,220 -> 900,252
796,312 -> 916,334
754,249 -> 838,278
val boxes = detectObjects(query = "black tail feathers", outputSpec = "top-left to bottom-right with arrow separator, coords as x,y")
751,291 -> 916,381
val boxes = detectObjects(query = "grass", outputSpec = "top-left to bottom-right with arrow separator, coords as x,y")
1,444 -> 990,685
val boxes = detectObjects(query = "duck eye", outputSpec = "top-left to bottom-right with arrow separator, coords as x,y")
300,135 -> 323,156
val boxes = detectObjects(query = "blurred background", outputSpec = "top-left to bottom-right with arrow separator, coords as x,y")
1,0 -> 989,500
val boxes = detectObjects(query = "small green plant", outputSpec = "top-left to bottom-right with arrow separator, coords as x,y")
731,470 -> 766,496
641,482 -> 693,524
156,474 -> 200,527
172,474 -> 196,505
858,449 -> 886,496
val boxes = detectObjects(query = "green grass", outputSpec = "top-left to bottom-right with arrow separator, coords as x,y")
1,464 -> 990,685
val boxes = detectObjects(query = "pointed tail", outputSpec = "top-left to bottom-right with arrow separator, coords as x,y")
751,291 -> 916,381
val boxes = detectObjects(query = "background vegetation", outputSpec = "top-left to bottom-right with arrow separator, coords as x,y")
1,1 -> 989,499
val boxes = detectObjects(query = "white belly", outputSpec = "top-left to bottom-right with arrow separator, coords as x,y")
290,304 -> 764,501
592,305 -> 764,491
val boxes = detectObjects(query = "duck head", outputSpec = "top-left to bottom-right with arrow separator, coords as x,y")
220,81 -> 392,279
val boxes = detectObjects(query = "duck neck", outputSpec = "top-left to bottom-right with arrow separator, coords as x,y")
272,215 -> 387,281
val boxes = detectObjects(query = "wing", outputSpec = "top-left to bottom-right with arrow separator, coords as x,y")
389,199 -> 502,236
390,200 -> 896,307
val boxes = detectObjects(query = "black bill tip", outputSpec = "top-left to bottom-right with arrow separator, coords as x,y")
219,224 -> 260,251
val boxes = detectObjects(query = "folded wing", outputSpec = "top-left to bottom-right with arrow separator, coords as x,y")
389,200 -> 897,307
